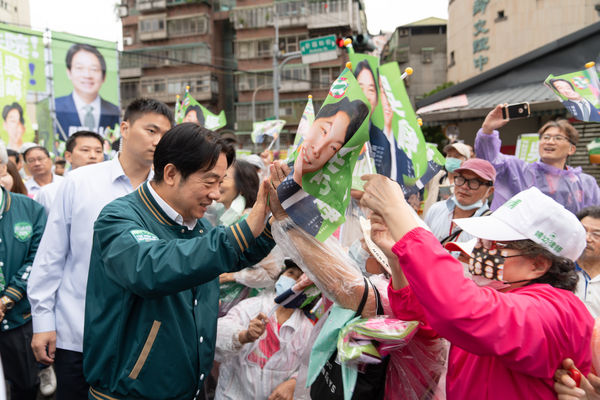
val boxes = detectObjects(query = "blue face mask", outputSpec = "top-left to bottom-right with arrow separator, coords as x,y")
451,195 -> 485,211
445,157 -> 462,172
275,275 -> 297,297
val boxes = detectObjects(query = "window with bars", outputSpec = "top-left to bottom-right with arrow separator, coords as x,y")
279,34 -> 307,53
167,15 -> 209,37
310,66 -> 341,89
139,18 -> 165,33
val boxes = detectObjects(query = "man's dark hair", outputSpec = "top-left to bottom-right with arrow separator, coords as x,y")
153,123 -> 235,183
233,160 -> 259,208
2,102 -> 24,124
65,130 -> 104,153
65,43 -> 107,78
315,97 -> 369,144
7,149 -> 20,163
23,146 -> 50,160
184,105 -> 205,127
549,78 -> 575,92
577,206 -> 600,221
123,98 -> 174,127
54,159 -> 67,167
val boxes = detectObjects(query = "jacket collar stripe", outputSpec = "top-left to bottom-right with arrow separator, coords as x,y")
233,223 -> 249,249
138,185 -> 172,226
229,225 -> 245,252
5,190 -> 10,212
89,387 -> 120,400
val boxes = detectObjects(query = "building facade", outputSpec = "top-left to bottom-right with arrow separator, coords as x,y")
0,0 -> 30,27
380,17 -> 447,105
119,0 -> 368,148
447,0 -> 600,83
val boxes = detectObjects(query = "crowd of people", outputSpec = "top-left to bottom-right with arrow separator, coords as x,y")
0,97 -> 599,400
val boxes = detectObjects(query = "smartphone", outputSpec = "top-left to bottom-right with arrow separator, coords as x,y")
502,102 -> 530,120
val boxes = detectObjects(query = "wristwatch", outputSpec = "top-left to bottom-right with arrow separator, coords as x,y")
0,296 -> 14,310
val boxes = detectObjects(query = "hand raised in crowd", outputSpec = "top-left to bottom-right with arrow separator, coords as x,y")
481,103 -> 510,134
245,178 -> 272,238
369,213 -> 396,259
219,272 -> 236,284
268,160 -> 291,220
239,312 -> 268,344
267,378 -> 296,400
31,331 -> 57,365
292,273 -> 313,292
554,358 -> 600,400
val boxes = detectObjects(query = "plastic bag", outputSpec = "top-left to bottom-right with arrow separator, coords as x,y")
337,316 -> 420,366
233,246 -> 285,288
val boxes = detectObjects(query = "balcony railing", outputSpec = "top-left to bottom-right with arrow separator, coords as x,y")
137,0 -> 167,12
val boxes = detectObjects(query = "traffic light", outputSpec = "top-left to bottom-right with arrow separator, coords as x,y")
336,37 -> 347,48
353,33 -> 375,53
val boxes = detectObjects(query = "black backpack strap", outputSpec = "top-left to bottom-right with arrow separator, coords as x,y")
355,277 -> 369,316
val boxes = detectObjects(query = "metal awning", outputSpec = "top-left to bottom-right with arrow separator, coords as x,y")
417,83 -> 564,123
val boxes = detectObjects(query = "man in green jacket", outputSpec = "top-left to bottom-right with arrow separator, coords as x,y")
83,123 -> 278,399
0,141 -> 47,399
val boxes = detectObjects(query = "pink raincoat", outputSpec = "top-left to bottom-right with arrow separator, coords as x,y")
389,228 -> 593,399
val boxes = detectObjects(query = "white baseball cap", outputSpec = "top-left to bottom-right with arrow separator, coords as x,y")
453,187 -> 586,261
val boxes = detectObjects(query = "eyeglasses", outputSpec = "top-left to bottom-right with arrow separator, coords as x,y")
26,156 -> 48,164
454,175 -> 492,190
540,134 -> 573,144
585,229 -> 600,240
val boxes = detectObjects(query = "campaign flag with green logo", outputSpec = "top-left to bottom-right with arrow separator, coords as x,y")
251,119 -> 286,144
51,31 -> 120,140
0,44 -> 34,150
587,137 -> 600,164
515,133 -> 540,163
174,94 -> 182,123
545,71 -> 600,122
351,143 -> 376,191
178,91 -> 227,130
377,62 -> 441,194
277,66 -> 371,241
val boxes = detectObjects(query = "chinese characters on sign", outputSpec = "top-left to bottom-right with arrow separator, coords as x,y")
473,0 -> 490,72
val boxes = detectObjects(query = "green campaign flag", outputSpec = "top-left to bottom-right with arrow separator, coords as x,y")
515,133 -> 540,163
251,119 -> 285,144
0,24 -> 46,92
545,70 -> 600,122
51,31 -> 120,140
0,44 -> 35,150
277,66 -> 371,241
288,95 -> 315,162
378,62 -> 441,193
179,91 -> 227,130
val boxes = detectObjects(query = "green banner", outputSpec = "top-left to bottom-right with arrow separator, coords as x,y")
545,70 -> 600,122
0,45 -> 35,149
0,24 -> 46,92
515,133 -> 540,163
277,66 -> 371,241
179,91 -> 226,130
251,119 -> 285,144
288,95 -> 315,162
51,31 -> 120,140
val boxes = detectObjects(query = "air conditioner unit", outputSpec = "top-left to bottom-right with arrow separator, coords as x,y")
239,82 -> 250,91
123,37 -> 134,46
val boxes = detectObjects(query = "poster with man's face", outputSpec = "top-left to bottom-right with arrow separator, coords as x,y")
545,71 -> 600,123
52,32 -> 120,140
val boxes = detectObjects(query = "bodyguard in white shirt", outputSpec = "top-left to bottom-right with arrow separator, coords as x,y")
27,98 -> 173,399
34,131 -> 104,214
575,206 -> 600,318
23,146 -> 64,197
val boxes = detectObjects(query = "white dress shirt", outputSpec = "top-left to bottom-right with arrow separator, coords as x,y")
146,181 -> 196,230
424,197 -> 489,243
25,174 -> 64,198
72,92 -> 101,131
575,265 -> 600,319
27,156 -> 150,352
214,292 -> 314,400
34,180 -> 63,215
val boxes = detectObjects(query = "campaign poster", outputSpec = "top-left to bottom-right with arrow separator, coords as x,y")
544,70 -> 600,123
277,66 -> 371,241
251,119 -> 286,144
515,133 -> 540,163
178,91 -> 227,130
52,31 -> 120,140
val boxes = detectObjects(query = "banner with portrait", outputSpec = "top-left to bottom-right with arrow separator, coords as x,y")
544,69 -> 600,123
51,32 -> 120,140
277,66 -> 371,241
177,91 -> 226,130
251,119 -> 286,144
0,24 -> 45,149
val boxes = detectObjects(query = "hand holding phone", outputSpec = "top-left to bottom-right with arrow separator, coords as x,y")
501,102 -> 530,120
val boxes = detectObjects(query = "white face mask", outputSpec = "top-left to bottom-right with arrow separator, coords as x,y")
451,190 -> 489,211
